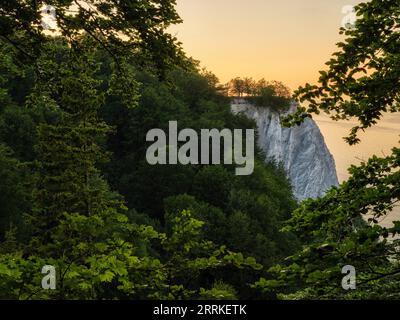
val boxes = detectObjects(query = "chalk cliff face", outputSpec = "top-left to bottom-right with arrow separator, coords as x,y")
231,99 -> 339,201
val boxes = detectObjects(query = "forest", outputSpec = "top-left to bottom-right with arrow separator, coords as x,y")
0,0 -> 399,300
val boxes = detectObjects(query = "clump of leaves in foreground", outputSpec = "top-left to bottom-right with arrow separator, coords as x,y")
254,147 -> 400,299
283,0 -> 400,145
0,209 -> 261,300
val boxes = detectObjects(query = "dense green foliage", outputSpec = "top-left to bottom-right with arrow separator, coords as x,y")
0,0 -> 185,78
0,1 -> 298,300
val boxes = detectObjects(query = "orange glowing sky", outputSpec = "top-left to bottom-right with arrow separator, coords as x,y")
170,0 -> 366,90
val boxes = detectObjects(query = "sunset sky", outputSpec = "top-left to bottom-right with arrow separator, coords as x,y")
171,0 -> 365,90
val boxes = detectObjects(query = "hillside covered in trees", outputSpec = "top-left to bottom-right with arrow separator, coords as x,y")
0,0 -> 298,299
0,0 -> 399,301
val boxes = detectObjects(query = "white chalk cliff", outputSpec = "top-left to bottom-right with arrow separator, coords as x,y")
231,99 -> 339,201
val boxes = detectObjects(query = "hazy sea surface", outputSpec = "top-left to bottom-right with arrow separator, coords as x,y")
314,113 -> 400,227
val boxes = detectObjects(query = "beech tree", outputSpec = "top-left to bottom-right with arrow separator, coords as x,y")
0,0 -> 185,75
